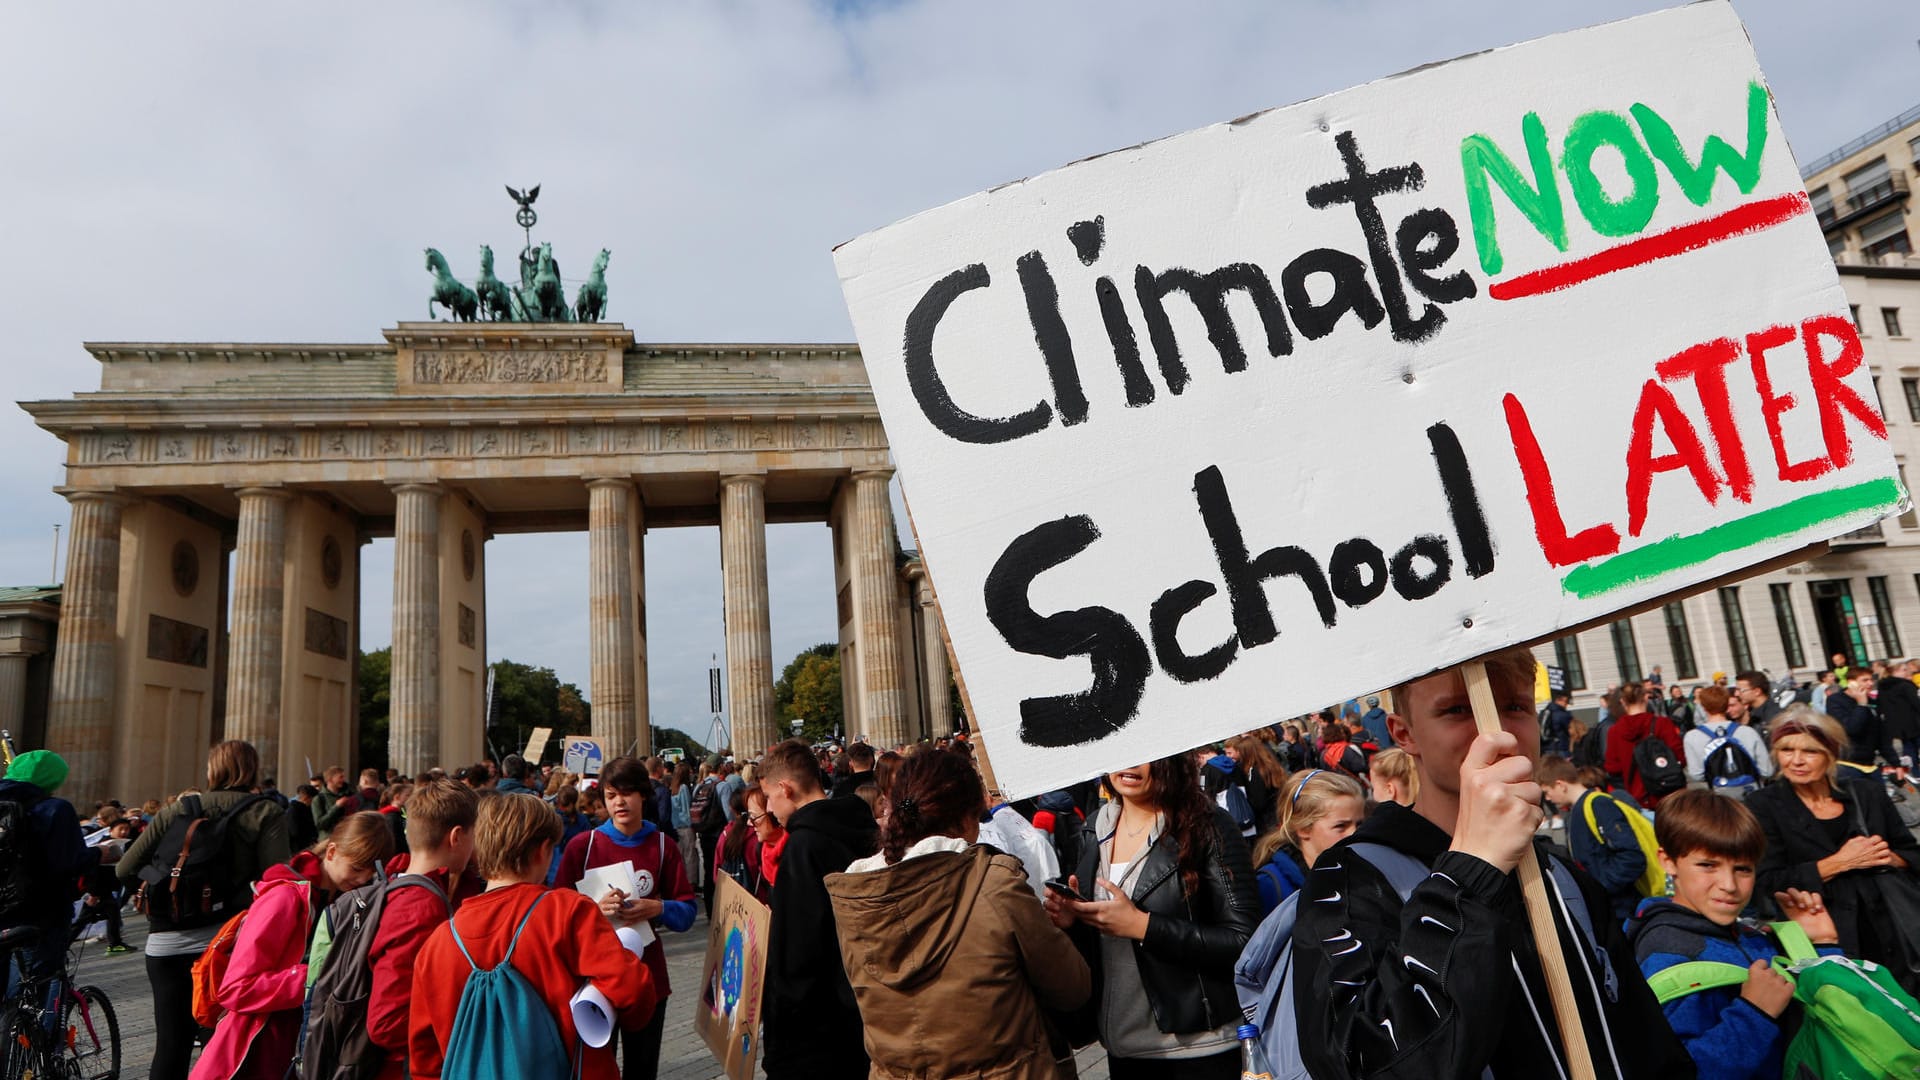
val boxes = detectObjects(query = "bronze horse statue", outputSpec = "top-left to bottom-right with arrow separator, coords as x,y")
474,245 -> 515,322
425,248 -> 478,322
575,249 -> 611,323
531,243 -> 569,321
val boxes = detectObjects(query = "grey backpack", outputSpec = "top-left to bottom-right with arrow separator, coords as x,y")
302,873 -> 449,1080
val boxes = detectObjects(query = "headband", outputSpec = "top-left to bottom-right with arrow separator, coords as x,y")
1291,769 -> 1325,806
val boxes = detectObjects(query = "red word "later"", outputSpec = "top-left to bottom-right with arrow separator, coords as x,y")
1505,314 -> 1886,568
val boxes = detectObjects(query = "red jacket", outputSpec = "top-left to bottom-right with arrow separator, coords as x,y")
1603,710 -> 1685,807
190,852 -> 321,1080
555,821 -> 696,998
408,883 -> 655,1080
364,863 -> 463,1080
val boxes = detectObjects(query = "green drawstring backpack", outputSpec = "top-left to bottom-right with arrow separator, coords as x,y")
1647,920 -> 1920,1079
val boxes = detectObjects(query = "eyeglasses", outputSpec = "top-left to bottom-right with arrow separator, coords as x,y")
747,811 -> 770,825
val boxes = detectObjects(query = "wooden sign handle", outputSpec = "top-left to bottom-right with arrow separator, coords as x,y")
1463,659 -> 1597,1080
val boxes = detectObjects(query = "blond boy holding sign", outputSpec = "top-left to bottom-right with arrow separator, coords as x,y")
1288,648 -> 1693,1079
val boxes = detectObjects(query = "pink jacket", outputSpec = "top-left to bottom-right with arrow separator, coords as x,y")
189,852 -> 320,1080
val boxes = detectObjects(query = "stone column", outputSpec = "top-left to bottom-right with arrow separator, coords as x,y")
720,475 -> 776,755
915,572 -> 954,737
389,483 -> 442,775
0,656 -> 28,742
225,487 -> 291,764
587,478 -> 638,754
850,470 -> 908,746
46,490 -> 127,807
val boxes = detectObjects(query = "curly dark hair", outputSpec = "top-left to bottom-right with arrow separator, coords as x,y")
879,748 -> 986,865
1108,754 -> 1218,897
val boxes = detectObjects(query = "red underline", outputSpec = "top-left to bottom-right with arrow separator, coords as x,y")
1487,191 -> 1813,301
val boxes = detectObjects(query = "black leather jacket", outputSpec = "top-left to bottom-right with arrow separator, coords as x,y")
1072,805 -> 1258,1035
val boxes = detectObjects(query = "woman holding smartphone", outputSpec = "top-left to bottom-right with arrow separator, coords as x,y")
1044,755 -> 1258,1079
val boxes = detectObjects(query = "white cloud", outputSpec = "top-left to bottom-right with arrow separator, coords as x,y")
2,0 -> 1915,736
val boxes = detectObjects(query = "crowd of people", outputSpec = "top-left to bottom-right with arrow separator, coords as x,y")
3,647 -> 1920,1078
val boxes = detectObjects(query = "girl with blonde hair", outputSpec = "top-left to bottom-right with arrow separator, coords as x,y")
1249,768 -> 1366,915
1367,747 -> 1419,807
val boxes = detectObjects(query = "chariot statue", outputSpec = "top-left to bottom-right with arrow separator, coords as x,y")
423,185 -> 611,323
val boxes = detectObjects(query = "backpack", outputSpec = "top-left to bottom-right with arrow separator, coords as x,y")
1216,786 -> 1256,835
1579,791 -> 1667,898
1647,920 -> 1920,1079
1632,728 -> 1687,799
689,779 -> 719,831
443,891 -> 576,1080
136,793 -> 273,931
1574,717 -> 1614,772
191,878 -> 303,1029
1700,724 -> 1762,789
303,874 -> 450,1080
1322,742 -> 1367,779
0,793 -> 44,924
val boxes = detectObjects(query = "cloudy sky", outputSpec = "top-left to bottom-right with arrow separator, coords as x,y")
3,0 -> 1915,740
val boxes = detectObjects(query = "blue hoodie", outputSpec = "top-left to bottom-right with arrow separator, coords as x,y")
1626,897 -> 1840,1080
0,779 -> 91,926
591,818 -> 697,933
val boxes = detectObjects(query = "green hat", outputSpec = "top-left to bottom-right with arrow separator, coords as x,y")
6,750 -> 69,793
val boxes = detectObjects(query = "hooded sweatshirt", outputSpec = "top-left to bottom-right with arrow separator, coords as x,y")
555,816 -> 696,998
1291,800 -> 1693,1079
0,773 -> 88,927
190,852 -> 323,1080
1626,898 -> 1840,1080
761,792 -> 878,1080
827,838 -> 1090,1080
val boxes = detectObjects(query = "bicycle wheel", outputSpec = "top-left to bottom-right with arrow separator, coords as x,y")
0,1002 -> 26,1080
60,986 -> 118,1080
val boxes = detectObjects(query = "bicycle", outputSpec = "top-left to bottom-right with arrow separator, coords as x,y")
0,924 -> 120,1080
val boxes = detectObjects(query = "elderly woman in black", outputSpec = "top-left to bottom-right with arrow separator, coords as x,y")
1747,704 -> 1920,993
1043,754 -> 1258,1080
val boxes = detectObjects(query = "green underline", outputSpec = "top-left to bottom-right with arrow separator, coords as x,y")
1560,476 -> 1903,599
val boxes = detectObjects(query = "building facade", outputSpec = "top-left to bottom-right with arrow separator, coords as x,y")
1806,104 -> 1918,265
19,324 -> 955,806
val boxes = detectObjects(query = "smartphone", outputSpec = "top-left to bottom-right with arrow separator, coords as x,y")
1045,877 -> 1091,902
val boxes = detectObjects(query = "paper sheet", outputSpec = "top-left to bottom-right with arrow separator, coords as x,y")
576,862 -> 640,906
570,983 -> 616,1048
617,923 -> 655,954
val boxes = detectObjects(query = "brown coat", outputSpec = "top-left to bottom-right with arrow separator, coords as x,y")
826,842 -> 1091,1080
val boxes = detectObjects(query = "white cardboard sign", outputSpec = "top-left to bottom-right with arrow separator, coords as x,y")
834,1 -> 1903,799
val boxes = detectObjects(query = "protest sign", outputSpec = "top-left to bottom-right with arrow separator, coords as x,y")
695,871 -> 769,1080
562,735 -> 607,777
522,725 -> 553,764
834,0 -> 1903,800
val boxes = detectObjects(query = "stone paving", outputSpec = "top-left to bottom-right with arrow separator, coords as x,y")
76,912 -> 1113,1079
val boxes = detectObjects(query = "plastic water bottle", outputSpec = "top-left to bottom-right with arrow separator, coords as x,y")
1238,1023 -> 1275,1080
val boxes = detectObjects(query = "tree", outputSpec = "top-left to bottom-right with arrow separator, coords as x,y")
783,647 -> 844,743
774,642 -> 838,721
357,647 -> 391,771
652,727 -> 710,762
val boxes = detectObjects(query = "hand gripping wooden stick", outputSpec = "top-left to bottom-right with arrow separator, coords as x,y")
1463,659 -> 1597,1080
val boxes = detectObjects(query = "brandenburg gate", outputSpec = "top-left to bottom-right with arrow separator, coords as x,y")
20,323 -> 954,806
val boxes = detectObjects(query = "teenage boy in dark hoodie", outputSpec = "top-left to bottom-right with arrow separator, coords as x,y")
758,738 -> 878,1080
1626,789 -> 1841,1079
1291,648 -> 1694,1079
557,756 -> 697,1080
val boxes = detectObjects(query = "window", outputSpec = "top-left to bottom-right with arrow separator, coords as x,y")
1844,157 -> 1892,194
1553,636 -> 1586,691
1888,307 -> 1906,337
1903,465 -> 1919,529
1609,620 -> 1642,683
1902,378 -> 1920,421
1860,208 -> 1913,260
1874,377 -> 1886,414
1663,602 -> 1699,679
1869,575 -> 1902,658
1852,304 -> 1865,331
1770,584 -> 1806,669
1719,586 -> 1754,672
1810,185 -> 1834,218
